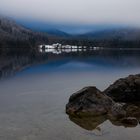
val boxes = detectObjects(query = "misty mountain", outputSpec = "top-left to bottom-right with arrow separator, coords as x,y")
0,16 -> 48,47
46,29 -> 70,38
47,28 -> 140,48
79,28 -> 140,41
1,16 -> 140,48
40,26 -> 140,42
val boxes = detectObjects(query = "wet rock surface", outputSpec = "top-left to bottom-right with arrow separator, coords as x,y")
66,86 -> 114,116
66,74 -> 140,130
120,117 -> 138,127
104,74 -> 140,102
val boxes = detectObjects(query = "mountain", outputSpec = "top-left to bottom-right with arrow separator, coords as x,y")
44,27 -> 140,43
48,28 -> 140,48
1,16 -> 140,48
46,29 -> 71,44
79,28 -> 140,41
0,16 -> 48,48
45,29 -> 70,38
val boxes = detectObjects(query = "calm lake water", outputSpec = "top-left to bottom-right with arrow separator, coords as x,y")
0,48 -> 140,140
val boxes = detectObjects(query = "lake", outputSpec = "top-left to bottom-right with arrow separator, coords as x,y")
0,48 -> 140,140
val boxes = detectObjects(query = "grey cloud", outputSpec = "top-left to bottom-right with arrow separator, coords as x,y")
0,0 -> 140,26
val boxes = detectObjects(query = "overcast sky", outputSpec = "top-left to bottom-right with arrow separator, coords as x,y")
0,0 -> 140,26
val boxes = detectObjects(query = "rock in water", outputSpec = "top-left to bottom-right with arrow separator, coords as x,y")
120,117 -> 138,127
104,74 -> 140,102
66,86 -> 114,116
66,74 -> 140,129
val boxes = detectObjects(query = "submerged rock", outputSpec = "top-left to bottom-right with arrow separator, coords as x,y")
66,86 -> 114,116
104,74 -> 140,102
120,117 -> 138,127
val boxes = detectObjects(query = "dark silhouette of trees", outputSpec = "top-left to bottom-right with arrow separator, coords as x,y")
0,17 -> 48,48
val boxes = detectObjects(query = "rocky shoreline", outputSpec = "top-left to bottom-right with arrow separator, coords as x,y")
66,74 -> 140,127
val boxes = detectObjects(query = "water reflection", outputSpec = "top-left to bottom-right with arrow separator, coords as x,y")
69,115 -> 107,131
1,47 -> 140,139
1,47 -> 140,79
68,103 -> 140,131
69,114 -> 139,132
39,46 -> 100,54
0,47 -> 48,79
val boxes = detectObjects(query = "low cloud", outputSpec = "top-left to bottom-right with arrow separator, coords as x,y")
0,0 -> 140,26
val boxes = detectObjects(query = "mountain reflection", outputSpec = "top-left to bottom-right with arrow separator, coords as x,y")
1,47 -> 140,79
0,47 -> 48,79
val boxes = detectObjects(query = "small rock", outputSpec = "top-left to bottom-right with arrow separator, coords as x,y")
121,117 -> 138,127
109,103 -> 126,119
125,104 -> 140,118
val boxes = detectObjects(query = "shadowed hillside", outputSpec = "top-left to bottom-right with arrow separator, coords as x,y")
79,28 -> 140,41
48,28 -> 140,48
0,16 -> 48,48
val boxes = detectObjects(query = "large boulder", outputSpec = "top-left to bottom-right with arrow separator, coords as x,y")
104,74 -> 140,102
66,86 -> 115,116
